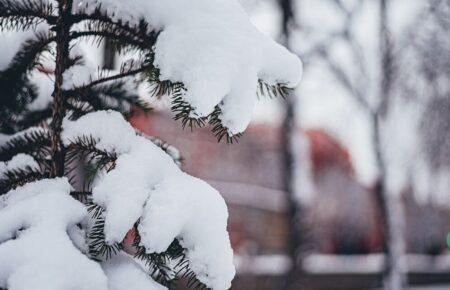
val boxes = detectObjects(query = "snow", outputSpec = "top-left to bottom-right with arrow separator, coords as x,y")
102,253 -> 167,290
0,154 -> 39,180
73,0 -> 302,134
0,178 -> 109,290
235,254 -> 291,275
0,22 -> 50,71
62,64 -> 96,90
0,28 -> 54,113
303,253 -> 450,274
62,110 -> 235,290
0,31 -> 35,71
27,71 -> 54,111
0,127 -> 47,148
62,110 -> 136,154
139,173 -> 235,290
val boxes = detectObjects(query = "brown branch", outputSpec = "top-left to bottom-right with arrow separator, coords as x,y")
50,0 -> 73,177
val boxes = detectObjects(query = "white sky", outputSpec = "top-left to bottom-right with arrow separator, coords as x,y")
246,0 -> 423,187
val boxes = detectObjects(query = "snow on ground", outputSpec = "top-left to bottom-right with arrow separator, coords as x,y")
235,254 -> 291,275
73,0 -> 302,135
62,110 -> 235,290
303,253 -> 450,274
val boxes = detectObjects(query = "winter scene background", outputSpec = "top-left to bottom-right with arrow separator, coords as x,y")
0,0 -> 449,290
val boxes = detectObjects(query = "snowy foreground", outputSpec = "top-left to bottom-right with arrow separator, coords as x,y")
0,112 -> 235,290
0,0 -> 302,289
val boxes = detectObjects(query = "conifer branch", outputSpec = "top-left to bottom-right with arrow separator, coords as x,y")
0,0 -> 55,31
73,9 -> 157,44
0,32 -> 54,134
209,106 -> 242,144
86,203 -> 122,260
68,80 -> 152,114
70,190 -> 92,204
0,129 -> 51,161
257,80 -> 292,99
0,166 -> 47,194
144,61 -> 288,143
67,62 -> 154,94
15,106 -> 53,130
131,226 -> 208,290
65,135 -> 117,190
69,30 -> 148,52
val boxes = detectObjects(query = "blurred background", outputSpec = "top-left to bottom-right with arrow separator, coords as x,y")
96,0 -> 450,289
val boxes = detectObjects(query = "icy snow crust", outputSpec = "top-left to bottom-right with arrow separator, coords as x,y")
62,111 -> 235,290
73,0 -> 302,134
0,178 -> 109,290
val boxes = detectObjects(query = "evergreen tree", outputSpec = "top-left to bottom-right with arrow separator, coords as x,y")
0,0 -> 302,290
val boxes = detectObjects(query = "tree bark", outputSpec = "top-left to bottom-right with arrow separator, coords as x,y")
50,0 -> 73,177
373,113 -> 407,290
282,92 -> 307,290
376,1 -> 407,289
279,0 -> 307,289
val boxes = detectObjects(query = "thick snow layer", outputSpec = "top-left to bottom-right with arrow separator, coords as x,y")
62,110 -> 235,290
0,178 -> 109,290
73,0 -> 302,134
102,253 -> 167,290
139,173 -> 235,290
62,110 -> 136,153
0,154 -> 39,180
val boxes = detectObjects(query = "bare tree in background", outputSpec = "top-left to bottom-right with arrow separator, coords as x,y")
293,0 -> 407,289
279,0 -> 308,289
396,0 -> 450,201
377,2 -> 407,289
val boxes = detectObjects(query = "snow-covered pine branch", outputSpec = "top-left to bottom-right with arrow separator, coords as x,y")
0,0 -> 302,289
63,110 -> 235,289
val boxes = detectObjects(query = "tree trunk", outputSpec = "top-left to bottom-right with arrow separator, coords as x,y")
282,92 -> 307,290
376,1 -> 407,289
279,0 -> 307,289
50,0 -> 73,177
372,114 -> 407,290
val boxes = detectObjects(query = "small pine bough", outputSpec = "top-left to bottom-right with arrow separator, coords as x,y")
0,0 -> 302,290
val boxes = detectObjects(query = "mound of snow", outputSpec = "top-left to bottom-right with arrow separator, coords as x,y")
62,110 -> 235,290
74,0 -> 302,134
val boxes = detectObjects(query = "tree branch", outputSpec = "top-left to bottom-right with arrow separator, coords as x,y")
66,63 -> 153,94
70,30 -> 148,50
